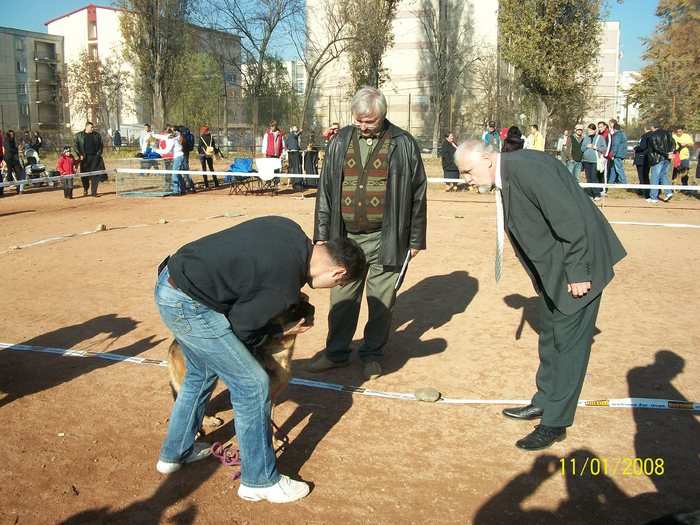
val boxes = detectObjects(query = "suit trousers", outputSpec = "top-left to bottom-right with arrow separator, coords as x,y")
324,230 -> 401,364
531,291 -> 601,427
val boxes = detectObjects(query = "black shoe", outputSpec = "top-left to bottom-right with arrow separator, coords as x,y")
502,404 -> 543,420
516,425 -> 566,451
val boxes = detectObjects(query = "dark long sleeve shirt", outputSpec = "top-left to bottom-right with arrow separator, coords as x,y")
167,216 -> 312,348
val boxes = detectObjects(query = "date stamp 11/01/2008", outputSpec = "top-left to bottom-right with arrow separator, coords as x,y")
560,457 -> 665,477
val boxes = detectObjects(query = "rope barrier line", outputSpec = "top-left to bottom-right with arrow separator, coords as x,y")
426,177 -> 700,192
0,170 -> 109,189
2,342 -> 697,411
0,213 -> 241,256
610,221 -> 700,229
116,168 -> 320,179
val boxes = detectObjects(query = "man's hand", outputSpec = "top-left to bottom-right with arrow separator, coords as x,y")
410,248 -> 421,258
282,318 -> 313,337
567,281 -> 591,298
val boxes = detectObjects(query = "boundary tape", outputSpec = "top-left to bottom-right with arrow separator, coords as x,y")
0,213 -> 241,256
0,170 -> 108,189
2,342 -> 697,411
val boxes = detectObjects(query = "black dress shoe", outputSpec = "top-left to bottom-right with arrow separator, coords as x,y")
516,425 -> 566,451
502,404 -> 544,420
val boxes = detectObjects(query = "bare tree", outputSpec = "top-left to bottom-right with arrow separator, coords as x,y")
416,0 -> 481,148
287,0 -> 354,127
117,0 -> 191,130
66,50 -> 132,130
193,0 -> 303,131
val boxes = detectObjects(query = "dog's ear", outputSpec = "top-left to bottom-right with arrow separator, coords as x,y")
285,301 -> 315,324
296,301 -> 315,324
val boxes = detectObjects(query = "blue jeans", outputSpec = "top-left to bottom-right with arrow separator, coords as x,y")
608,158 -> 627,183
171,156 -> 194,193
650,159 -> 672,201
566,160 -> 582,181
154,267 -> 279,488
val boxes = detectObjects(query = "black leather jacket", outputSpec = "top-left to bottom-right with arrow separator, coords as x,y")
647,129 -> 674,166
74,130 -> 104,157
313,121 -> 427,266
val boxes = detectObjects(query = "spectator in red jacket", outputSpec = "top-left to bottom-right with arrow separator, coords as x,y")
57,145 -> 80,199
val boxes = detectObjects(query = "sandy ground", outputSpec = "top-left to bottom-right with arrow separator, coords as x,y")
0,171 -> 698,525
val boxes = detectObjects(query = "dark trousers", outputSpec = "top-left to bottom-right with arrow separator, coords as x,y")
636,163 -> 651,198
61,177 -> 74,199
532,292 -> 602,427
583,162 -> 601,198
200,155 -> 218,187
80,154 -> 104,196
288,151 -> 302,174
81,175 -> 100,195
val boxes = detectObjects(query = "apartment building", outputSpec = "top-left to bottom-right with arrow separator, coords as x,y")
46,4 -> 242,136
0,27 -> 66,133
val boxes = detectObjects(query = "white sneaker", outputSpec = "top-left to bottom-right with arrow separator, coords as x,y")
238,474 -> 310,503
662,193 -> 673,202
156,442 -> 212,474
593,196 -> 601,201
645,198 -> 659,204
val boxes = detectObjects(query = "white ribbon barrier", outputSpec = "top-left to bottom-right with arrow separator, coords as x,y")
116,168 -> 320,179
426,177 -> 700,192
2,341 -> 698,411
0,170 -> 109,189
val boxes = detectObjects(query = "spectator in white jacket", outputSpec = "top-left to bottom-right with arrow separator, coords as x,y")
155,127 -> 195,195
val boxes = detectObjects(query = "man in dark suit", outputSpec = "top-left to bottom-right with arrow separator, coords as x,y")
455,140 -> 626,450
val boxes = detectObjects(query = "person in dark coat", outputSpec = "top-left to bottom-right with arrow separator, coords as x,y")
74,121 -> 105,197
3,130 -> 23,195
441,131 -> 459,191
633,127 -> 652,199
502,126 -> 526,153
198,125 -> 218,188
455,140 -> 626,451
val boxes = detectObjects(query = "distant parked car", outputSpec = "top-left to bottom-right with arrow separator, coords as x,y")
626,140 -> 637,160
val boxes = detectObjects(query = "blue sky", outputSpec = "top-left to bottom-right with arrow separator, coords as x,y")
2,0 -> 658,72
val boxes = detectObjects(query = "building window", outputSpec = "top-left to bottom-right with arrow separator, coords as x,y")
21,104 -> 30,116
16,61 -> 27,73
88,21 -> 98,40
15,39 -> 25,51
88,44 -> 99,60
18,83 -> 28,94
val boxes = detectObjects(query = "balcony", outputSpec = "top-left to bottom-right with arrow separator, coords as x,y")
35,77 -> 58,84
35,54 -> 61,63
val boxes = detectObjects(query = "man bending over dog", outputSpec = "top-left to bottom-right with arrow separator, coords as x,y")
154,216 -> 365,503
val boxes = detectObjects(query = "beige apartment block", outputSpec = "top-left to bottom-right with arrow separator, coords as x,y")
306,0 -> 498,141
0,27 -> 65,133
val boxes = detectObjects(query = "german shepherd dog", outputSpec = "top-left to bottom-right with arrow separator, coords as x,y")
167,301 -> 315,446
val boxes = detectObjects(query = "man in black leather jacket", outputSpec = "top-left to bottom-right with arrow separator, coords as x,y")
646,119 -> 675,203
308,86 -> 427,381
74,121 -> 105,197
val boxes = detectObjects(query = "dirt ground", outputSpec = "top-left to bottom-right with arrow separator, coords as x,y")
0,168 -> 698,525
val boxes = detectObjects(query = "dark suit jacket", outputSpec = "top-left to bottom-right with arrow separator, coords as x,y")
500,150 -> 626,315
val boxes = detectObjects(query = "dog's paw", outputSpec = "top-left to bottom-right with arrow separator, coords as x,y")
203,415 -> 224,428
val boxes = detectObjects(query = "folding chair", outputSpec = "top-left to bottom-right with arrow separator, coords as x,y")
228,158 -> 254,195
252,157 -> 282,196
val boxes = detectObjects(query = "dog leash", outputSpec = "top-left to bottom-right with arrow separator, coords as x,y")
210,428 -> 288,482
210,442 -> 242,480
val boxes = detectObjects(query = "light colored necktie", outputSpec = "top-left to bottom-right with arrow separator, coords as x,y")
495,188 -> 504,283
